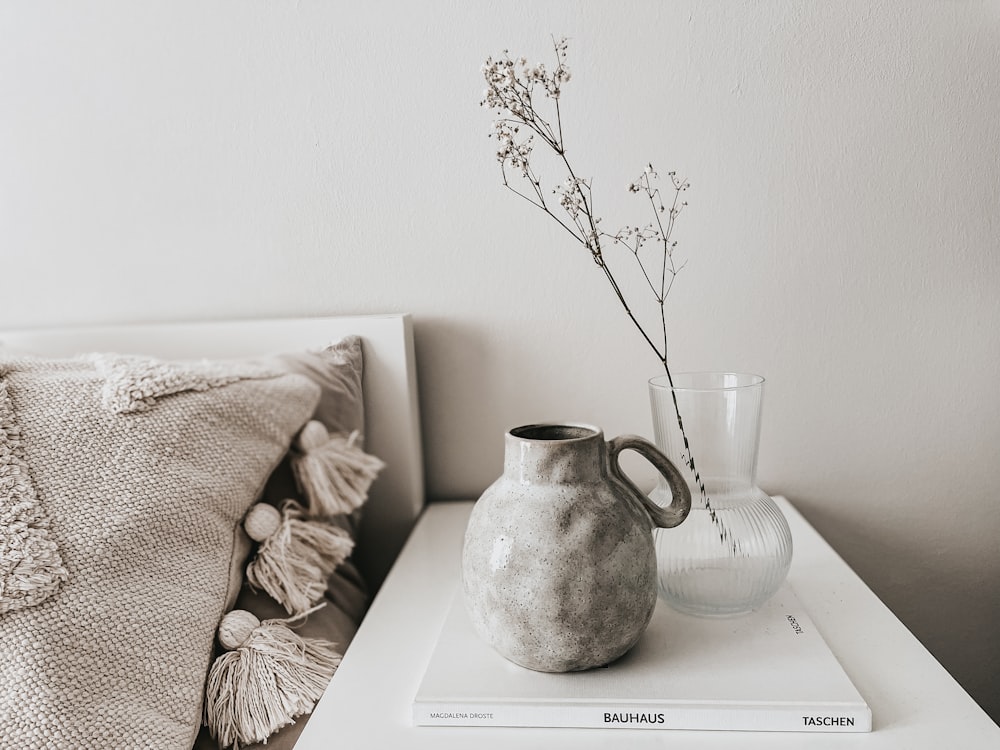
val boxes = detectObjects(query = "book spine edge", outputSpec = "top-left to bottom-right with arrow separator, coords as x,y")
413,702 -> 873,732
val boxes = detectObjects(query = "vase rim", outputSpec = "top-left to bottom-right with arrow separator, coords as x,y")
507,422 -> 603,442
648,372 -> 765,392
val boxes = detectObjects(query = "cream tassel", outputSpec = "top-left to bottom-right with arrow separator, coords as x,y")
204,609 -> 342,749
290,421 -> 385,517
244,500 -> 354,615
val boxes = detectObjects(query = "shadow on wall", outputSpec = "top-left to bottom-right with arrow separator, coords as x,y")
410,315 -> 660,502
410,317 -> 504,500
794,495 -> 1000,724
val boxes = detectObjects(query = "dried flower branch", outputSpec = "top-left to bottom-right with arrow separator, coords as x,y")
481,37 -> 729,543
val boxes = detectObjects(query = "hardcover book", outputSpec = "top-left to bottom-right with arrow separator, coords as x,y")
413,584 -> 871,732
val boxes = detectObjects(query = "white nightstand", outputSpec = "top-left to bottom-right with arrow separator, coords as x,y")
296,497 -> 1000,749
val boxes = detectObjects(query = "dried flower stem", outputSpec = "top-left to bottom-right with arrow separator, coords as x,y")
482,37 -> 731,546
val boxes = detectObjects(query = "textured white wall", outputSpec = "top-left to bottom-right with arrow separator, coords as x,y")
2,0 -> 998,721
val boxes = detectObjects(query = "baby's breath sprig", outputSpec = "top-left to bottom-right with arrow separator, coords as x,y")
481,37 -> 730,546
480,37 -> 688,366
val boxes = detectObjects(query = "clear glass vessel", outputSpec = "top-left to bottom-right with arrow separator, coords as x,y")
648,372 -> 792,617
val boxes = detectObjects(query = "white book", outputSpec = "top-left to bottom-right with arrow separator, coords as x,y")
413,584 -> 871,732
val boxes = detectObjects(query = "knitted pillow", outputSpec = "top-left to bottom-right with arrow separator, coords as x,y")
0,353 -> 320,749
270,336 -> 365,444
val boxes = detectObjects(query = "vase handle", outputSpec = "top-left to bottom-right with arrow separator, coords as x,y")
607,434 -> 691,529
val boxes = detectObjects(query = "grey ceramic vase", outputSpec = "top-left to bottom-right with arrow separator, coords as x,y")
462,423 -> 692,673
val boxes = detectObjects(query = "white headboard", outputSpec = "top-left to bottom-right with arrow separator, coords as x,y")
0,313 -> 424,591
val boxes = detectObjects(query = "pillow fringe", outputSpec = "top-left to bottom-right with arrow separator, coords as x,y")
204,610 -> 342,749
0,379 -> 68,616
244,500 -> 354,615
291,422 -> 385,517
88,353 -> 282,414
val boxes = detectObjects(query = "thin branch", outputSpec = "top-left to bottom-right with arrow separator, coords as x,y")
482,39 -> 736,548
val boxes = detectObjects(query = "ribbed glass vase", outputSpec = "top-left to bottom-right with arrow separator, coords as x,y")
648,373 -> 792,617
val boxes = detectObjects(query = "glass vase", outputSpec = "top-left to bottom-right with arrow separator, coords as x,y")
648,372 -> 792,617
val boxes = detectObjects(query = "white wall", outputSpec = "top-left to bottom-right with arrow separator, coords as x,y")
2,0 -> 998,721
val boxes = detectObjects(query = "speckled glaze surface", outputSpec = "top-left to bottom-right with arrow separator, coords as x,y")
462,424 -> 691,673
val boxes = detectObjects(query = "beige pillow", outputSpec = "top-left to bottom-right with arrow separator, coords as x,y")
0,353 -> 320,749
270,336 -> 365,442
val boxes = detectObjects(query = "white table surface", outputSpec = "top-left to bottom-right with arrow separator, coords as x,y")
296,497 -> 1000,749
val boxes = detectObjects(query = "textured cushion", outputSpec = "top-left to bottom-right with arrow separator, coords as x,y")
0,354 -> 320,749
270,336 -> 365,442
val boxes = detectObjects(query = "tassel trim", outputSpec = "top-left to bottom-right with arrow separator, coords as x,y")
291,423 -> 385,518
244,500 -> 354,615
204,609 -> 342,749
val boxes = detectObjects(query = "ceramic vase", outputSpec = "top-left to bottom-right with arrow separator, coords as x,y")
649,373 -> 792,617
462,423 -> 691,673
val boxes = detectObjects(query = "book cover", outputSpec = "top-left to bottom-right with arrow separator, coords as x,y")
413,584 -> 871,732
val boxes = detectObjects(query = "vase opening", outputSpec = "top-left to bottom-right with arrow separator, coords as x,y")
509,424 -> 598,442
649,372 -> 765,392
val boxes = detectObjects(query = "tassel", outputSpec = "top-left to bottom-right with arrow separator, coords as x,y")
204,609 -> 342,749
244,500 -> 355,615
290,421 -> 385,517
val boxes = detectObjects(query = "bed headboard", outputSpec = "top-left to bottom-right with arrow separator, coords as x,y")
0,313 -> 424,591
